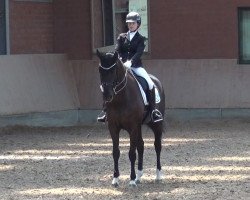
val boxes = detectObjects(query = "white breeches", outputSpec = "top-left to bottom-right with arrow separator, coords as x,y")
131,67 -> 154,90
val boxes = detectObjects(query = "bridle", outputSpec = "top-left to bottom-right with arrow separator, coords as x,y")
99,60 -> 128,102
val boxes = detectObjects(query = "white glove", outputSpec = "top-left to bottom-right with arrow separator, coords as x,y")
124,60 -> 132,68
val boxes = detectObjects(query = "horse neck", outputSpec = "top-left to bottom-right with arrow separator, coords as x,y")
108,62 -> 127,104
116,61 -> 127,83
115,64 -> 138,97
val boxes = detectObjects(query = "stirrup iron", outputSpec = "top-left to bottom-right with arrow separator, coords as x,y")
97,111 -> 107,123
151,109 -> 163,122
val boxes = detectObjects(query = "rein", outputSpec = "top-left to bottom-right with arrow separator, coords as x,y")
99,61 -> 128,101
114,69 -> 128,94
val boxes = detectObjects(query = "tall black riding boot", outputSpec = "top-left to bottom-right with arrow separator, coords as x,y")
97,103 -> 107,123
148,87 -> 163,122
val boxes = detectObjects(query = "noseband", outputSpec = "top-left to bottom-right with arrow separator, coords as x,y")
99,61 -> 128,102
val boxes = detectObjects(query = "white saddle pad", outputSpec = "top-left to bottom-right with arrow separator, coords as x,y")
135,78 -> 161,106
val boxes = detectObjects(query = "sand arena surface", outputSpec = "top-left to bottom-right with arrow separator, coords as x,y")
0,119 -> 249,199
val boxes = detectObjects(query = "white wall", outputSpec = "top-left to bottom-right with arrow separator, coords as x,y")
1,55 -> 250,117
72,59 -> 250,109
144,59 -> 250,108
0,54 -> 79,115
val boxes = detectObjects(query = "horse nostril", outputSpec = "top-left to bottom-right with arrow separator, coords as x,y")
103,91 -> 113,102
104,96 -> 112,102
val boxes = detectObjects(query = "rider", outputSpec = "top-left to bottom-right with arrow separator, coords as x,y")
97,11 -> 163,123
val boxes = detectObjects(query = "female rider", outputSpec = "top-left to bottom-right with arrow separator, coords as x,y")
97,11 -> 163,123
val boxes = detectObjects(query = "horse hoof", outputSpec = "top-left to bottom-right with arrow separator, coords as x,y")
129,180 -> 137,187
155,169 -> 163,181
112,177 -> 119,187
135,170 -> 143,184
135,179 -> 141,184
112,182 -> 119,187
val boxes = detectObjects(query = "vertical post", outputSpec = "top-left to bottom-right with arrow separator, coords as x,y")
112,0 -> 116,45
5,0 -> 9,54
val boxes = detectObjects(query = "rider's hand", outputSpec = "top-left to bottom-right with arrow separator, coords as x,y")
124,60 -> 132,68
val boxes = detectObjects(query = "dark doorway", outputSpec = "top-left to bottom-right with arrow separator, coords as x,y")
103,0 -> 114,46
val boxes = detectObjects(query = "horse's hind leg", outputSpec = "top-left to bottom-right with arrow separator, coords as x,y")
135,127 -> 144,184
150,123 -> 163,181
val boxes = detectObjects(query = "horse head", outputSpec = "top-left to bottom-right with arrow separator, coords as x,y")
96,49 -> 120,102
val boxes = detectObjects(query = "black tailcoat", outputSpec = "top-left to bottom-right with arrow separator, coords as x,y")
115,32 -> 146,68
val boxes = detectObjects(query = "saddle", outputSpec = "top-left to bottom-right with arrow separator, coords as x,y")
131,70 -> 149,96
130,70 -> 161,104
130,70 -> 156,124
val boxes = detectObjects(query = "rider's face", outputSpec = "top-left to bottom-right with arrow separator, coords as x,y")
127,22 -> 138,32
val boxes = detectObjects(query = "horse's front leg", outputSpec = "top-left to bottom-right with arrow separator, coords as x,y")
109,126 -> 121,187
128,128 -> 140,187
153,125 -> 163,181
135,127 -> 144,184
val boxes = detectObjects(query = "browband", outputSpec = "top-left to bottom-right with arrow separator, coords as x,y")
99,62 -> 116,70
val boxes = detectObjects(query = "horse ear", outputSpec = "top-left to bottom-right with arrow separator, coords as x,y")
114,51 -> 118,60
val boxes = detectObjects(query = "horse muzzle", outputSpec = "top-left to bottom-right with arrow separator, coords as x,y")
102,87 -> 115,102
103,92 -> 114,102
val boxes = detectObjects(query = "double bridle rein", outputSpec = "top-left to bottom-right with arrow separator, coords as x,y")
99,61 -> 128,102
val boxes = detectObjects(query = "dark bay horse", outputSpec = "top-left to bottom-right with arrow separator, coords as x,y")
96,50 -> 165,187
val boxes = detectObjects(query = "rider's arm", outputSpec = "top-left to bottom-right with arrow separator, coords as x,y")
115,33 -> 125,58
131,36 -> 145,66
